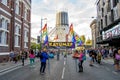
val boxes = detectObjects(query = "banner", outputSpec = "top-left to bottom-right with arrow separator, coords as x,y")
48,42 -> 75,48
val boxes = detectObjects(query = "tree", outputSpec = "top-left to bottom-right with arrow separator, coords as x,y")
31,42 -> 36,50
80,35 -> 86,44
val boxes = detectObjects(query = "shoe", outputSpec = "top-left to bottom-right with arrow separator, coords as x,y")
41,72 -> 45,75
78,70 -> 83,72
89,64 -> 93,66
114,70 -> 119,72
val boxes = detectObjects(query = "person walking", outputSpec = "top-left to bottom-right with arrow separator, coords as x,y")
89,49 -> 94,66
21,51 -> 25,66
40,48 -> 48,74
97,50 -> 102,64
78,50 -> 86,72
29,50 -> 35,67
113,48 -> 120,72
9,50 -> 15,62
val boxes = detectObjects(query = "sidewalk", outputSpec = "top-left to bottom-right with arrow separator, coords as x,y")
0,59 -> 30,73
86,54 -> 114,65
102,58 -> 114,65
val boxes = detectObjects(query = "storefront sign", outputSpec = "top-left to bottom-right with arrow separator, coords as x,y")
103,24 -> 120,40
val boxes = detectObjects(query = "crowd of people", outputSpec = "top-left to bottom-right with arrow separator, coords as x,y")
72,47 -> 120,72
7,46 -> 120,74
87,47 -> 120,72
8,48 -> 55,74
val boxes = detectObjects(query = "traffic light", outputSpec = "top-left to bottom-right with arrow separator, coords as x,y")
37,36 -> 40,43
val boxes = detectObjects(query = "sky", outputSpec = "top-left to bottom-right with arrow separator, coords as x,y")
31,0 -> 97,40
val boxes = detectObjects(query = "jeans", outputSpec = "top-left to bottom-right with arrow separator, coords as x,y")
78,60 -> 84,71
40,62 -> 46,73
30,58 -> 35,66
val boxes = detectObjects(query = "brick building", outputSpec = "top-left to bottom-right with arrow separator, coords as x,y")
0,0 -> 31,62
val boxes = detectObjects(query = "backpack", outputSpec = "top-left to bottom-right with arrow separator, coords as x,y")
37,52 -> 43,59
82,54 -> 86,61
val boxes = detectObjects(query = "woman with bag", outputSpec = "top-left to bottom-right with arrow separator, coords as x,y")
114,49 -> 120,72
78,50 -> 86,72
29,50 -> 35,67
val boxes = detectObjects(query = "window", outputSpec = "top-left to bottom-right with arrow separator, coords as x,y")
107,0 -> 111,12
101,19 -> 103,30
14,24 -> 20,47
113,0 -> 118,7
1,0 -> 7,5
105,15 -> 107,26
0,31 -> 2,43
24,9 -> 27,20
0,18 -> 2,28
111,10 -> 114,22
4,32 -> 7,44
102,8 -> 104,17
19,1 -> 21,15
5,20 -> 8,30
97,3 -> 100,11
0,17 -> 9,46
1,18 -> 5,28
15,0 -> 19,15
15,35 -> 18,46
24,29 -> 28,48
103,0 -> 105,6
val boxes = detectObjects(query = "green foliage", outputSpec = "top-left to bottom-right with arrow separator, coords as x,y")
30,42 -> 41,50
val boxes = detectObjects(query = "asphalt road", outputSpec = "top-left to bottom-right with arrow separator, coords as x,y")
0,54 -> 120,80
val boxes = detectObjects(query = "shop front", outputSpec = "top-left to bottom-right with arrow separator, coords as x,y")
102,23 -> 120,47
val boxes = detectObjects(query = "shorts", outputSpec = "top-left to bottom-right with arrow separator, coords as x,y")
114,59 -> 120,65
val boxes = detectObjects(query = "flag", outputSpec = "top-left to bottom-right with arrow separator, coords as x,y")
41,24 -> 47,37
68,24 -> 74,35
68,23 -> 76,43
78,40 -> 83,46
39,24 -> 47,32
43,34 -> 48,45
72,33 -> 76,43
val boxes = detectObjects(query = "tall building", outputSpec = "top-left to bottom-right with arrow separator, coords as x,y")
90,19 -> 98,48
0,0 -> 31,62
55,11 -> 69,42
96,0 -> 120,47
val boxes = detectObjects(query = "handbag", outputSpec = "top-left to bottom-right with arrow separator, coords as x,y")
115,54 -> 120,60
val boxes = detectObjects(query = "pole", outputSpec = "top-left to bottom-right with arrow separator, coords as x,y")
40,18 -> 43,50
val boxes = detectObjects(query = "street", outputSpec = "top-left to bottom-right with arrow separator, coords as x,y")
0,55 -> 120,80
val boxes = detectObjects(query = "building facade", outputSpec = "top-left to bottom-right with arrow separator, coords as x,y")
0,0 -> 31,61
90,19 -> 98,48
55,11 -> 69,42
96,0 -> 120,47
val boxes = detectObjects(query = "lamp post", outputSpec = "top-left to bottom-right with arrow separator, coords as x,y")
40,18 -> 47,50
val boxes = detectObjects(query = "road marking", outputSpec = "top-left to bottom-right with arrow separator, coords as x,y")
64,61 -> 66,65
112,71 -> 118,75
93,64 -> 100,68
61,67 -> 65,79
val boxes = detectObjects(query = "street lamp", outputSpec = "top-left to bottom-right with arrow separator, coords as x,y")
40,18 -> 47,50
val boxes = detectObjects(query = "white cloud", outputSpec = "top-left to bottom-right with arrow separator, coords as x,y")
31,0 -> 97,40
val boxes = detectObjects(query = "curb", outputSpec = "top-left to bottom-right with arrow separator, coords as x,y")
0,61 -> 29,74
0,59 -> 39,74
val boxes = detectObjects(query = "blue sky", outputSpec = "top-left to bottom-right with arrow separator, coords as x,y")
31,0 -> 97,40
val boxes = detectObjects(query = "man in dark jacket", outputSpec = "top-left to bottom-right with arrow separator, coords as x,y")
40,48 -> 48,74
